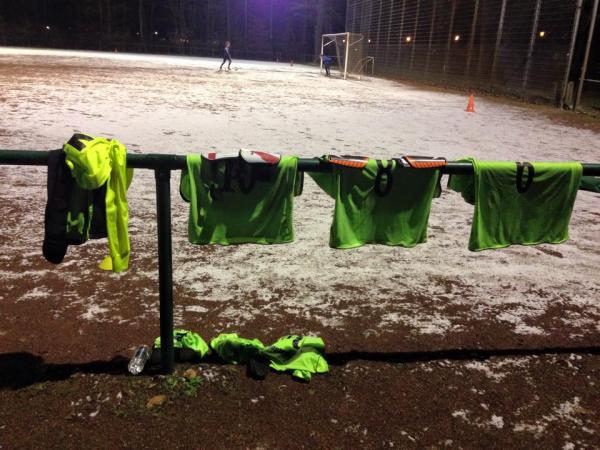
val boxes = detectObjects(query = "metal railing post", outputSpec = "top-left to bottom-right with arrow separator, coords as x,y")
154,168 -> 175,374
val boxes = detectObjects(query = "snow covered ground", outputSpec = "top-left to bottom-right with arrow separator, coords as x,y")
0,47 -> 599,350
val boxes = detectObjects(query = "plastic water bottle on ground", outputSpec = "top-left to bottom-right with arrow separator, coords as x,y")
128,345 -> 151,375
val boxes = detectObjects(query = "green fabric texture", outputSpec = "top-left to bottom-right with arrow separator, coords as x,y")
210,333 -> 329,381
310,159 -> 441,249
448,157 -> 583,251
580,176 -> 600,193
210,333 -> 265,364
262,335 -> 328,381
64,135 -> 133,272
180,154 -> 299,245
154,329 -> 210,358
65,188 -> 94,243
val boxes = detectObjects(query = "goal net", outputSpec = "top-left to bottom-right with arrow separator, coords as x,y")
320,33 -> 367,79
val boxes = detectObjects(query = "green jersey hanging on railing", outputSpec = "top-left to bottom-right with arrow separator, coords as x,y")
310,157 -> 441,249
448,158 -> 583,251
180,151 -> 300,245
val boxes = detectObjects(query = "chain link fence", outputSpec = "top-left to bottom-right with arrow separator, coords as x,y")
347,0 -> 598,109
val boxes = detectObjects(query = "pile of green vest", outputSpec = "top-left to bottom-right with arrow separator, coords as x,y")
153,330 -> 329,382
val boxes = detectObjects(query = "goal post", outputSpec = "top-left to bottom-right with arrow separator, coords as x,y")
320,32 -> 368,80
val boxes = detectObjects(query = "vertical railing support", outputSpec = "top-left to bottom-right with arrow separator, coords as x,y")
155,168 -> 174,374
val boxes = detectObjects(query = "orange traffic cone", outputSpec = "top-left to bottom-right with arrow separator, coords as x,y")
466,94 -> 475,113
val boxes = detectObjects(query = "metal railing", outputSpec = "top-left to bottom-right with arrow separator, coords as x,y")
0,149 -> 599,374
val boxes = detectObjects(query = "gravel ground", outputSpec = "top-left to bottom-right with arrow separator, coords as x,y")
0,47 -> 599,449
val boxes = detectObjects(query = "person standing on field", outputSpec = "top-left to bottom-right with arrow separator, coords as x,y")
321,54 -> 332,77
220,41 -> 232,71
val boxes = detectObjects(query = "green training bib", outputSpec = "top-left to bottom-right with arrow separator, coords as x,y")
448,158 -> 582,251
180,154 -> 299,245
310,159 -> 441,249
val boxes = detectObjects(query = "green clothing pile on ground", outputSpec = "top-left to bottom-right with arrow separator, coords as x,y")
154,330 -> 329,382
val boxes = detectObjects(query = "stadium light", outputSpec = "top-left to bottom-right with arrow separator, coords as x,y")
405,36 -> 412,43
45,25 -> 51,31
539,31 -> 546,38
368,39 -> 371,43
154,31 -> 159,36
454,34 -> 460,42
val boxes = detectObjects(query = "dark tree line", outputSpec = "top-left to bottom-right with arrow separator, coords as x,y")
0,0 -> 346,62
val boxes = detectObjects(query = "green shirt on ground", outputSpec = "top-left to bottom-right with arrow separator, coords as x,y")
310,159 -> 441,249
210,333 -> 329,381
448,158 -> 582,251
180,154 -> 299,245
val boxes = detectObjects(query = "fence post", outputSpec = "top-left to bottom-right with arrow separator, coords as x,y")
443,0 -> 457,77
376,0 -> 383,64
425,0 -> 437,74
490,0 -> 507,89
395,0 -> 407,69
575,0 -> 599,109
154,168 -> 175,374
561,0 -> 583,109
465,0 -> 480,80
410,0 -> 421,71
522,0 -> 543,92
385,0 -> 396,68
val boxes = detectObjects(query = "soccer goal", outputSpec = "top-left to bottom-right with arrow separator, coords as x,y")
320,32 -> 368,80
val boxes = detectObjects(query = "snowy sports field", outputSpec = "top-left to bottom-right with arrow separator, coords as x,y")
0,47 -> 599,448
